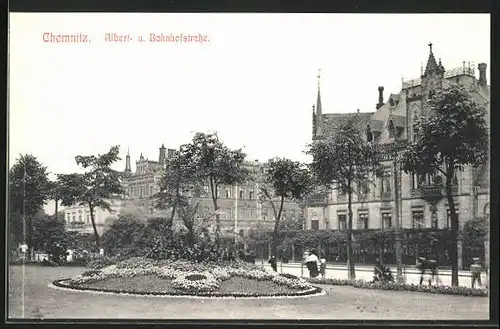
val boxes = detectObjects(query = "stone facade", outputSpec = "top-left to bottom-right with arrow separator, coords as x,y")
306,44 -> 490,232
63,198 -> 123,236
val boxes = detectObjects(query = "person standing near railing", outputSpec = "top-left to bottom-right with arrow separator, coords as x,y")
470,257 -> 484,288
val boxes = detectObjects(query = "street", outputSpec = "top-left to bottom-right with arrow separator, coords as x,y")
258,262 -> 488,289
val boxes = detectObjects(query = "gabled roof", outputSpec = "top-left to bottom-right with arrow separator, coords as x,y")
322,112 -> 373,137
388,114 -> 406,128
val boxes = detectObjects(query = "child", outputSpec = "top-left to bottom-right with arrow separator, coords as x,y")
319,254 -> 327,278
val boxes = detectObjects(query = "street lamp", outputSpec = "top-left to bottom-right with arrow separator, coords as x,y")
393,140 -> 404,283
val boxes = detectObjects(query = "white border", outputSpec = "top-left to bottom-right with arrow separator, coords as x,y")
48,281 -> 326,300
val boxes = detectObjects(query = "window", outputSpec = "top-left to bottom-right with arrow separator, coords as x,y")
262,209 -> 268,221
338,214 -> 347,231
72,212 -> 76,222
361,179 -> 369,194
239,190 -> 244,199
411,174 -> 419,189
359,213 -> 369,229
79,214 -> 82,222
446,209 -> 460,228
382,212 -> 392,229
311,220 -> 319,230
412,210 -> 424,228
66,213 -> 71,222
412,123 -> 419,141
216,186 -> 220,197
388,120 -> 395,138
366,126 -> 373,142
86,213 -> 90,224
140,186 -> 143,197
130,186 -> 133,196
150,186 -> 153,196
431,212 -> 438,228
225,188 -> 231,198
381,174 -> 391,193
249,190 -> 254,199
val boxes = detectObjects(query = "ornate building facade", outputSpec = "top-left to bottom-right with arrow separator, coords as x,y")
122,148 -> 302,234
306,44 -> 490,235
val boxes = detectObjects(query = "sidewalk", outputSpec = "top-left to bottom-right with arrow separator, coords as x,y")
255,260 -> 473,277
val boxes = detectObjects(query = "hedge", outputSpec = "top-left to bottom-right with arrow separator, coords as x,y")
307,277 -> 488,297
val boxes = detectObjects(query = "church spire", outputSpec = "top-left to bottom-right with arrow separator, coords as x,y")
125,147 -> 131,173
315,68 -> 324,136
423,42 -> 444,77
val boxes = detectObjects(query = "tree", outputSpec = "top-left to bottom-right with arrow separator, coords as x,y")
307,116 -> 382,279
47,178 -> 64,219
152,145 -> 203,226
258,158 -> 313,258
32,213 -> 70,263
58,145 -> 125,248
176,200 -> 215,248
101,213 -> 146,257
9,154 -> 51,259
400,84 -> 488,286
183,132 -> 249,242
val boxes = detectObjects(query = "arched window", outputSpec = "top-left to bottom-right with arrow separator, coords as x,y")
366,125 -> 373,142
388,120 -> 395,138
484,203 -> 490,217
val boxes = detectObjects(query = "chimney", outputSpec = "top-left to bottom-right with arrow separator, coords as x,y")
158,144 -> 166,164
376,86 -> 384,109
478,63 -> 487,86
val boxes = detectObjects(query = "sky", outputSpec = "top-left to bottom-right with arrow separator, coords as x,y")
9,13 -> 490,213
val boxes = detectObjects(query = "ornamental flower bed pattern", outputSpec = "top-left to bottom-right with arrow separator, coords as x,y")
307,277 -> 489,297
171,272 -> 220,293
59,257 -> 320,298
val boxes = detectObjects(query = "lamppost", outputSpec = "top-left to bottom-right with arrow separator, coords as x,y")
393,141 -> 404,283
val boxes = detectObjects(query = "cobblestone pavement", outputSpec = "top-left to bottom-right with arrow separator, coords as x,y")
7,265 -> 489,320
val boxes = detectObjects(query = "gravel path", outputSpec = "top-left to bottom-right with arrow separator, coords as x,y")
8,265 -> 489,320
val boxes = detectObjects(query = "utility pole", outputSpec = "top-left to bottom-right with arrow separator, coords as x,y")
234,184 -> 238,247
393,144 -> 403,283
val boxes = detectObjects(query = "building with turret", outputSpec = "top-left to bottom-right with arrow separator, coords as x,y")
122,149 -> 302,234
306,43 -> 490,239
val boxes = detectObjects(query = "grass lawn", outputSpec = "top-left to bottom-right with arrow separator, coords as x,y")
8,265 -> 489,320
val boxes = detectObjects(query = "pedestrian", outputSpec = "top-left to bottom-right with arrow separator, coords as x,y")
268,255 -> 278,272
417,256 -> 439,286
306,249 -> 320,278
470,257 -> 483,288
319,254 -> 327,278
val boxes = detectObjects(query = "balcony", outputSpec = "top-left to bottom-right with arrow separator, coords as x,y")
420,185 -> 443,202
307,193 -> 326,206
68,221 -> 85,229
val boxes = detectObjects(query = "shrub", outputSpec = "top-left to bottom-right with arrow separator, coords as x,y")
82,270 -> 102,277
307,277 -> 488,297
87,256 -> 118,269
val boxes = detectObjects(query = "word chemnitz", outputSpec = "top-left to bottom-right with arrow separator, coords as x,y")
42,32 -> 90,43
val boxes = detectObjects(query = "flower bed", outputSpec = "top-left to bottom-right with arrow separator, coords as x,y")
52,257 -> 323,298
307,277 -> 489,297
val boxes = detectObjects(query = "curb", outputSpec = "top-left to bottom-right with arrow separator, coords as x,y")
50,279 -> 326,300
